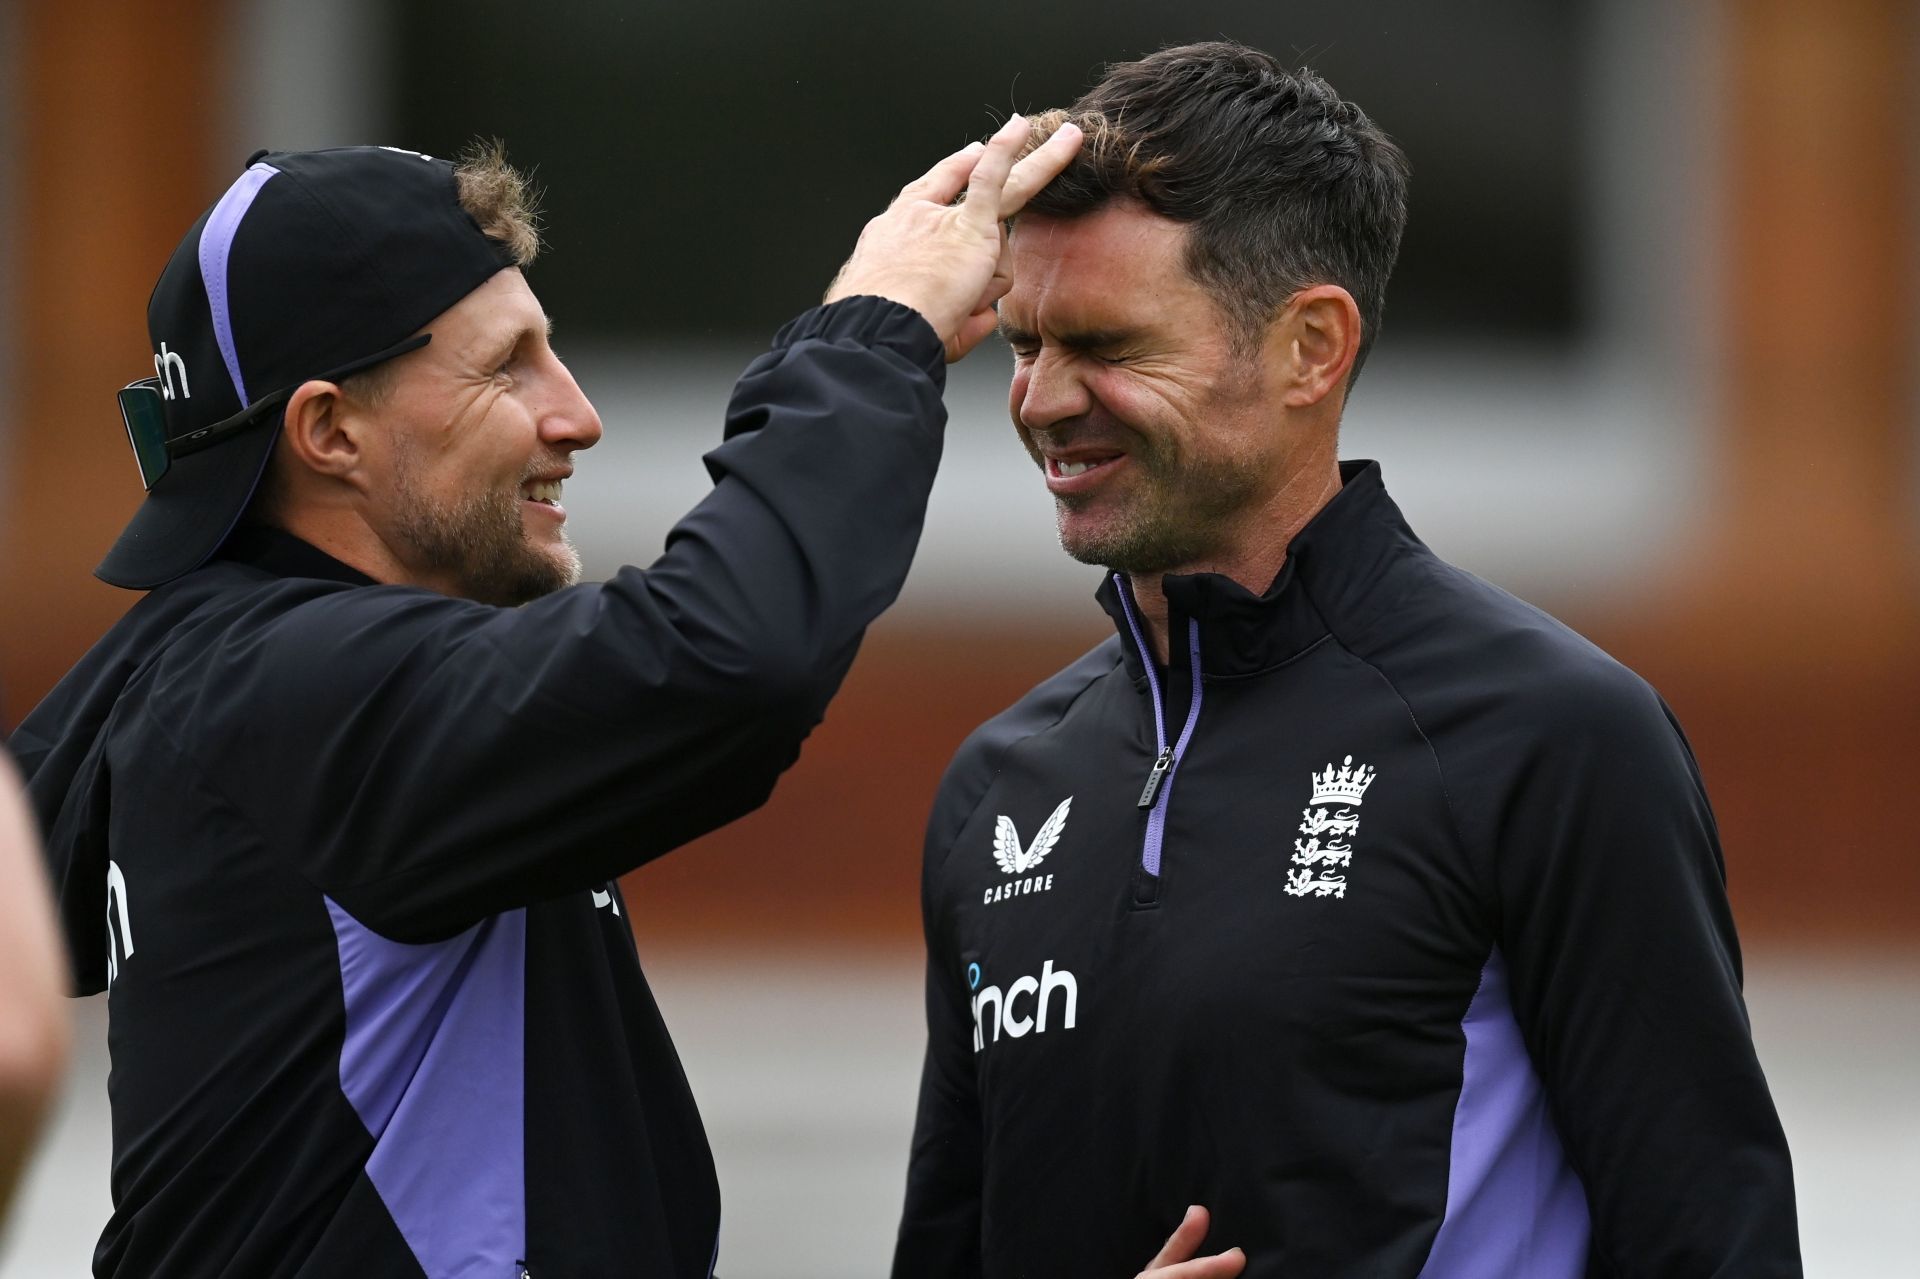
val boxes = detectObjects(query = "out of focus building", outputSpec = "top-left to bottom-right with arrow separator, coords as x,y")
2,0 -> 1914,962
3,4 -> 1916,1276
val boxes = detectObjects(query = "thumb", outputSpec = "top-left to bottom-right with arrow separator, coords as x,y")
945,306 -> 1001,364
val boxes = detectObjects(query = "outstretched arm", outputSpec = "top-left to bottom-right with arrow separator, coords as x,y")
218,123 -> 1084,943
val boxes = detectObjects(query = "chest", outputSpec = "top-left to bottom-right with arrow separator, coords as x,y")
935,656 -> 1493,1066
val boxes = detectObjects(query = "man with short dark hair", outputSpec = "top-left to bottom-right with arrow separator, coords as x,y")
894,43 -> 1800,1278
11,120 -> 1084,1277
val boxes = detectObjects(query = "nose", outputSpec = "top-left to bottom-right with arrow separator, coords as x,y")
1010,348 -> 1093,433
537,353 -> 604,453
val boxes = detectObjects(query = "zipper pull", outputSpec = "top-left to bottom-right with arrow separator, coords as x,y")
1137,747 -> 1174,809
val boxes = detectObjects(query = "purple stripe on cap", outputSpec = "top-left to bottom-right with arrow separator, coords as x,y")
1417,948 -> 1589,1277
327,897 -> 526,1278
197,163 -> 280,408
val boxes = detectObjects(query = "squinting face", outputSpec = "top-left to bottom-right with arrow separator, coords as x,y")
359,268 -> 603,606
1000,203 -> 1290,575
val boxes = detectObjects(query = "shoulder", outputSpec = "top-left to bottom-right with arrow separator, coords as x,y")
1344,551 -> 1683,767
143,572 -> 493,726
925,637 -> 1124,860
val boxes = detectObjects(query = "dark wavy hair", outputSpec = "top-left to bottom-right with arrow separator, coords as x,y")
1021,42 -> 1410,381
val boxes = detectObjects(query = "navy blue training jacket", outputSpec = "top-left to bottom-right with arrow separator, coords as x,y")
15,296 -> 944,1278
895,461 -> 1800,1278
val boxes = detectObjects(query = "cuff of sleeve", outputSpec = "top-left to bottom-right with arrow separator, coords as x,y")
773,296 -> 947,386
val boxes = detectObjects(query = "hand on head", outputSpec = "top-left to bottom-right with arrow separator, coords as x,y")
825,114 -> 1083,363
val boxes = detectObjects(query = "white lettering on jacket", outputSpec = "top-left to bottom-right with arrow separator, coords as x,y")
971,959 -> 1078,1051
106,860 -> 134,985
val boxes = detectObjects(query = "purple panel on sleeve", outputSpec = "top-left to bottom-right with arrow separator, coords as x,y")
1418,948 -> 1590,1278
327,898 -> 526,1278
196,163 -> 280,408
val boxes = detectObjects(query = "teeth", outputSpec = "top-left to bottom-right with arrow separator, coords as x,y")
1057,460 -> 1094,478
525,479 -> 563,504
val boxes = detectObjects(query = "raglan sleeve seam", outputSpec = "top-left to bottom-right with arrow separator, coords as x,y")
925,651 -> 1121,883
1316,627 -> 1482,909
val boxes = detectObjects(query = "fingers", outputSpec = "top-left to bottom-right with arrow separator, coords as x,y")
1144,1206 -> 1211,1269
903,112 -> 1082,224
946,305 -> 1001,364
822,113 -> 1074,344
1151,1249 -> 1247,1279
900,139 -> 988,207
1136,1206 -> 1246,1279
1000,120 -> 1084,215
957,113 -> 1036,228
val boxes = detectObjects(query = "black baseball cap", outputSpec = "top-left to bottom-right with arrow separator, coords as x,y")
97,145 -> 519,590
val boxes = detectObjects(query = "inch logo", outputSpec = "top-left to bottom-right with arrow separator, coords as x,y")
969,959 -> 1078,1052
154,342 -> 190,401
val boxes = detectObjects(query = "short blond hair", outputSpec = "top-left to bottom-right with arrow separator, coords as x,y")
455,138 -> 542,267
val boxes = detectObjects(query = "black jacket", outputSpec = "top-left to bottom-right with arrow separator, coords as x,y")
894,462 -> 1799,1278
14,297 -> 945,1279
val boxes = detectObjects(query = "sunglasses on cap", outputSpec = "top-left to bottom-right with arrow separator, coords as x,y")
116,379 -> 293,490
114,333 -> 434,490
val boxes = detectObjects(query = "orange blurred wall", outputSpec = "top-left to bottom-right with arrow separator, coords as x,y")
5,0 -> 1915,952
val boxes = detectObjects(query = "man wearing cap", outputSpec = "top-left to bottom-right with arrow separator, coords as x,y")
11,121 -> 1081,1278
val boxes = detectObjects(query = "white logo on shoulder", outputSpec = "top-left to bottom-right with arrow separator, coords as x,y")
106,860 -> 135,985
985,796 -> 1070,905
1284,755 -> 1376,899
154,342 -> 190,400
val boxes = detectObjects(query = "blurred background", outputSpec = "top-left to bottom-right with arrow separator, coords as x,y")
2,0 -> 1916,1274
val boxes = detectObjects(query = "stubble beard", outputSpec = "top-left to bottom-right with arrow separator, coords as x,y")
391,454 -> 581,607
1054,435 -> 1266,576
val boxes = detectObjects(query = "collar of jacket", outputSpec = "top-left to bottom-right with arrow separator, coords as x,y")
216,524 -> 379,586
1095,459 -> 1427,681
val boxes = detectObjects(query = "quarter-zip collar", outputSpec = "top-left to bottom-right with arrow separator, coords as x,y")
1095,459 -> 1425,681
217,524 -> 379,587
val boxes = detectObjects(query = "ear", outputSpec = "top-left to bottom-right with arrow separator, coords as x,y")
1276,285 -> 1363,409
278,379 -> 365,485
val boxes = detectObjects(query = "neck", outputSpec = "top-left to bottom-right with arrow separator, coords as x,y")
1125,457 -> 1342,665
272,507 -> 417,591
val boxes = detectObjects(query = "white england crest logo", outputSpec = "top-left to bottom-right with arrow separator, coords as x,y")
984,796 -> 1071,906
1284,755 -> 1376,899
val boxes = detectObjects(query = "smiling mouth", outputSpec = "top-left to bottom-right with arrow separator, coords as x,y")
521,478 -> 564,506
1047,454 -> 1123,480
